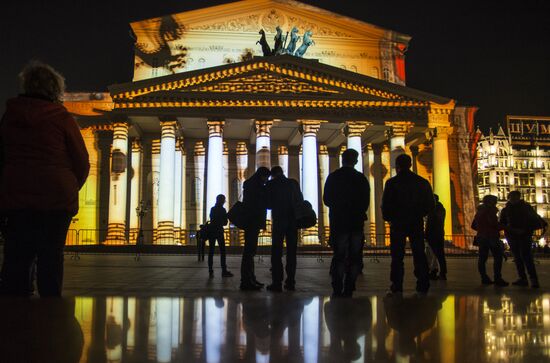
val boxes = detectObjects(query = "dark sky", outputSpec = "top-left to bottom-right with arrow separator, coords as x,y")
1,0 -> 549,131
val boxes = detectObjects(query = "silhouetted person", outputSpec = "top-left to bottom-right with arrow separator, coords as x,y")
499,191 -> 540,288
266,166 -> 302,292
240,167 -> 270,290
0,61 -> 90,297
323,149 -> 370,297
381,154 -> 434,295
472,194 -> 508,286
425,194 -> 447,280
383,295 -> 444,358
208,194 -> 233,278
324,297 -> 372,362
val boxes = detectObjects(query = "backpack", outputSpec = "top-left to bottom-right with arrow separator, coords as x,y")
227,201 -> 249,230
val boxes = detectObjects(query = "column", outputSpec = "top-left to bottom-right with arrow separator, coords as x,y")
381,143 -> 391,245
385,121 -> 414,176
300,120 -> 323,245
431,126 -> 454,236
223,142 -> 229,204
158,120 -> 177,243
206,120 -> 225,217
278,145 -> 289,176
345,121 -> 371,173
107,121 -> 129,243
129,139 -> 143,244
299,145 -> 303,189
151,139 -> 161,242
194,142 -> 206,227
318,145 -> 330,244
338,145 -> 347,168
173,138 -> 183,244
365,144 -> 376,243
236,142 -> 248,202
180,144 -> 187,243
236,142 -> 248,246
255,120 -> 273,169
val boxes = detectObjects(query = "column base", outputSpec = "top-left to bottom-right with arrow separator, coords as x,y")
105,223 -> 126,245
157,221 -> 175,244
369,222 -> 376,246
323,225 -> 330,246
128,228 -> 139,245
301,225 -> 320,245
384,223 -> 390,246
174,227 -> 183,245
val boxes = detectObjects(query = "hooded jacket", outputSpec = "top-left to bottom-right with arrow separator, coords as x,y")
471,204 -> 503,239
0,95 -> 90,215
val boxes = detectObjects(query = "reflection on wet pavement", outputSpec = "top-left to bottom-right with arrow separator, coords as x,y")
1,294 -> 549,362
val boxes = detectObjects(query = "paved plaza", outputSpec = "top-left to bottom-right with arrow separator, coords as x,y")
2,254 -> 550,363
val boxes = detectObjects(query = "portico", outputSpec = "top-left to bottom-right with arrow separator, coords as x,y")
69,55 -> 455,246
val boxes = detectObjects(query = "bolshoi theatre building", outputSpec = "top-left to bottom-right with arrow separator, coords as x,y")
64,0 -> 478,248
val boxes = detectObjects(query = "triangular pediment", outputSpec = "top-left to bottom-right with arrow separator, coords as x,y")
111,55 -> 449,107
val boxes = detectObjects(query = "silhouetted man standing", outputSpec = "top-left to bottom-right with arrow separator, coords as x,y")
324,149 -> 370,297
266,166 -> 302,292
382,154 -> 435,296
425,194 -> 447,280
240,167 -> 270,290
208,194 -> 233,278
499,190 -> 542,288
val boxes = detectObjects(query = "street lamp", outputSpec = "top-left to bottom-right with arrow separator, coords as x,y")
135,200 -> 150,245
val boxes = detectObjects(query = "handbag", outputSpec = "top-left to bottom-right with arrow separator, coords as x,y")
295,200 -> 317,229
227,201 -> 249,229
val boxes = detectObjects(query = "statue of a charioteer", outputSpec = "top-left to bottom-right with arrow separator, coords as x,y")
257,26 -> 315,58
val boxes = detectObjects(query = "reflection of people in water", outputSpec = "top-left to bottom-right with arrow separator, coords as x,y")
0,297 -> 84,363
384,295 -> 444,358
241,296 -> 305,362
324,297 -> 372,362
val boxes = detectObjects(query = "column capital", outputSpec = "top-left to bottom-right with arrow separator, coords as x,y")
112,122 -> 129,141
384,121 -> 414,138
427,103 -> 454,128
160,121 -> 177,139
236,142 -> 248,155
194,141 -> 205,156
175,137 -> 185,152
131,139 -> 143,152
319,144 -> 329,155
207,120 -> 225,137
345,121 -> 372,137
254,120 -> 274,137
299,120 -> 324,136
339,145 -> 347,155
278,145 -> 288,155
152,139 -> 161,155
428,126 -> 454,140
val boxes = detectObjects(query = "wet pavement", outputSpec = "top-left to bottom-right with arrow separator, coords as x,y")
1,255 -> 549,362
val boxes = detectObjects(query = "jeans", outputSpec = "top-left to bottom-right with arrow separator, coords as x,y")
477,237 -> 504,280
508,237 -> 538,282
1,211 -> 72,297
390,223 -> 430,293
330,230 -> 364,294
426,234 -> 447,275
208,231 -> 227,271
271,221 -> 298,286
241,228 -> 259,284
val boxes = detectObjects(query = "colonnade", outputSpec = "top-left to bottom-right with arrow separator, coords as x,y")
104,117 -> 453,245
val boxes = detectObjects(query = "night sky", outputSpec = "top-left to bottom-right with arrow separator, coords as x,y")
1,0 -> 549,131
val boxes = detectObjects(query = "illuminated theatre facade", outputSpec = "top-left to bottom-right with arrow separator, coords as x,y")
65,0 -> 477,246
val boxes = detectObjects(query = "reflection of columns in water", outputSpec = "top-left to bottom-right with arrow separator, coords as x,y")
205,298 -> 226,363
129,139 -> 143,243
278,145 -> 289,176
88,298 -> 107,363
300,120 -> 322,244
127,297 -> 137,351
194,142 -> 206,226
236,142 -> 248,202
151,139 -> 161,241
318,145 -> 330,244
303,297 -> 320,362
158,121 -> 177,243
346,121 -> 371,173
156,298 -> 173,363
106,297 -> 124,361
438,296 -> 456,363
174,138 -> 183,243
107,122 -> 129,242
206,120 -> 225,220
385,121 -> 414,177
366,144 -> 377,242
